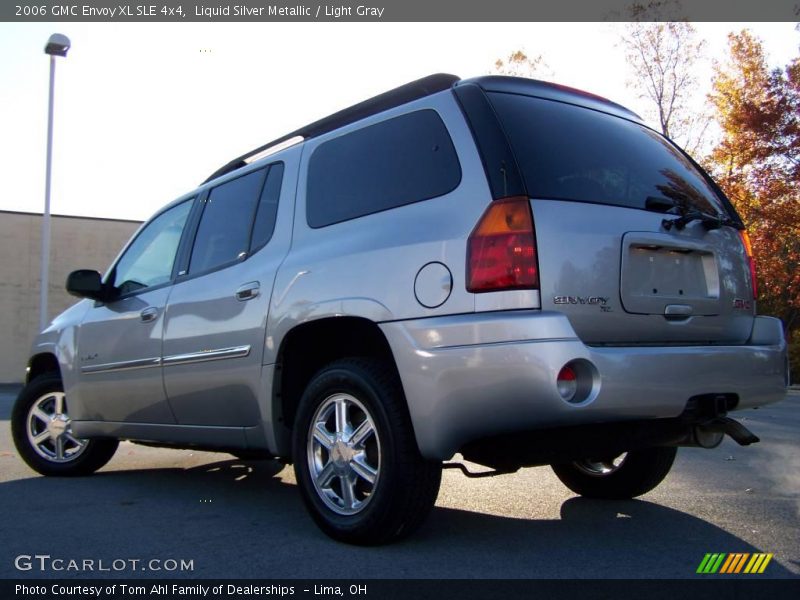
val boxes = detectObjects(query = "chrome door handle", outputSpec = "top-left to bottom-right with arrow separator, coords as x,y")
235,282 -> 260,301
140,307 -> 159,323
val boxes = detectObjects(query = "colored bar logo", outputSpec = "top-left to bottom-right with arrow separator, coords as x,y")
696,553 -> 773,574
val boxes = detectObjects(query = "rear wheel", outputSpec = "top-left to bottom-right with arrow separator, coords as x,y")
551,447 -> 677,499
12,374 -> 118,476
292,358 -> 441,545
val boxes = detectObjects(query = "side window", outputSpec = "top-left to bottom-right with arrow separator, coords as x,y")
111,199 -> 192,296
250,163 -> 284,253
188,168 -> 266,275
307,109 -> 461,228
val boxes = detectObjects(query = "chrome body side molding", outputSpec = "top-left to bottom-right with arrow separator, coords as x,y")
81,345 -> 251,374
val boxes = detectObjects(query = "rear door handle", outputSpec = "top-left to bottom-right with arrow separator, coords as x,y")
140,307 -> 159,323
664,304 -> 693,320
236,282 -> 260,301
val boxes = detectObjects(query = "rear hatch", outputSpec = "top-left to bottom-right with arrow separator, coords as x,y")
481,86 -> 756,345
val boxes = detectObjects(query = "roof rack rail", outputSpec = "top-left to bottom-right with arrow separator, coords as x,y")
203,73 -> 461,183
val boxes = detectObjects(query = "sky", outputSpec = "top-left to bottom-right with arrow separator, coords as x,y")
0,21 -> 797,222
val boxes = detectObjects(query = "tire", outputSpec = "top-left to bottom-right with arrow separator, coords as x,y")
11,374 -> 119,477
292,357 -> 442,545
551,447 -> 678,499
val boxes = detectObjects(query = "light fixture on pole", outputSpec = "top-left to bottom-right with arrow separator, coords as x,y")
40,33 -> 70,331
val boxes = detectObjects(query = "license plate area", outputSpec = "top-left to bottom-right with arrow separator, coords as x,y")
621,233 -> 720,316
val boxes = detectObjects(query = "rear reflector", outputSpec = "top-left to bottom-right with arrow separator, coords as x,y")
556,365 -> 578,402
467,196 -> 539,293
739,230 -> 758,300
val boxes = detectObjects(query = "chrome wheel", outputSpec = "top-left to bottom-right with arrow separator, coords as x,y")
26,391 -> 87,463
573,453 -> 628,477
307,393 -> 381,516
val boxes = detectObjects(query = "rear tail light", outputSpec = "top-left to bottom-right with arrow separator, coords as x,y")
466,196 -> 539,293
739,230 -> 758,300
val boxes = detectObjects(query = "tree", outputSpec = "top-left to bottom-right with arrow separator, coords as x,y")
620,2 -> 710,153
707,29 -> 800,378
492,50 -> 552,79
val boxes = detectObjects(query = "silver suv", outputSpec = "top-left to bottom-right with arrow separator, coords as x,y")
13,74 -> 789,545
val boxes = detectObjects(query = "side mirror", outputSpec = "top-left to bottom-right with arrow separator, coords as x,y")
66,270 -> 106,301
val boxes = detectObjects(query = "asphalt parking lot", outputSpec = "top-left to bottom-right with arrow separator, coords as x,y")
0,387 -> 797,579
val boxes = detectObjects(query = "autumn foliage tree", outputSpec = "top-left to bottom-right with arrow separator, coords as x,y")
620,18 -> 710,154
492,50 -> 552,79
707,30 -> 800,377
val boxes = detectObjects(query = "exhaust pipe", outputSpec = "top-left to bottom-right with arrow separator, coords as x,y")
691,425 -> 724,449
692,417 -> 760,448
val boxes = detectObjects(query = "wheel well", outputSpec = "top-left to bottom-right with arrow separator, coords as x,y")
27,353 -> 61,383
274,317 -> 398,434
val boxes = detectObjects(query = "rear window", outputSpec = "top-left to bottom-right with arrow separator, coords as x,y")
488,92 -> 726,215
307,109 -> 461,228
188,169 -> 265,275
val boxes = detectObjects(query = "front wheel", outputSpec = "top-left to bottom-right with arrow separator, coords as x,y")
292,358 -> 441,545
11,374 -> 119,476
551,447 -> 677,499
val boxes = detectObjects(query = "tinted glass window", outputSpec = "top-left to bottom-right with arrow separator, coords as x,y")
307,109 -> 461,228
111,200 -> 192,295
250,163 -> 284,252
189,169 -> 265,274
488,93 -> 726,215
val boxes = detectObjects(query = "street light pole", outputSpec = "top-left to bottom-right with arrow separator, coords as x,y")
40,34 -> 70,332
40,54 -> 55,332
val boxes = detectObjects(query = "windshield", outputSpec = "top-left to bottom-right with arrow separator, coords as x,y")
488,92 -> 727,216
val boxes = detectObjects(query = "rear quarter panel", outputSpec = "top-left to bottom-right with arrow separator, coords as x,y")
265,91 -> 493,362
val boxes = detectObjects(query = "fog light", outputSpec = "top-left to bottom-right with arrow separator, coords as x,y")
557,365 -> 578,401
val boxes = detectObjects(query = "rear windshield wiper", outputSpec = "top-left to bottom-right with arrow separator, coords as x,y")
645,196 -> 741,231
662,210 -> 740,231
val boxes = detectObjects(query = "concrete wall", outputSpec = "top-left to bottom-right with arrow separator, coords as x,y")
0,210 -> 141,382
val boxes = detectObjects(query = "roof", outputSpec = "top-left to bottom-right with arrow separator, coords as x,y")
203,73 -> 643,184
203,73 -> 460,183
458,75 -> 643,123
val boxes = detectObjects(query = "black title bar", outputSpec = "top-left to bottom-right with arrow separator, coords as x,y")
3,0 -> 800,22
5,579 -> 800,600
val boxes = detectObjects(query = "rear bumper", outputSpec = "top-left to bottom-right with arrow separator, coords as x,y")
379,311 -> 788,460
